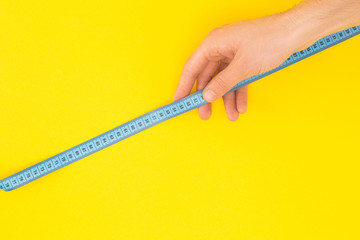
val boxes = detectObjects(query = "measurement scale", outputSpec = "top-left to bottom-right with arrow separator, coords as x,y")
1,26 -> 359,191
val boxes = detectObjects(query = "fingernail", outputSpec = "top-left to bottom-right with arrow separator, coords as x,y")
203,90 -> 216,102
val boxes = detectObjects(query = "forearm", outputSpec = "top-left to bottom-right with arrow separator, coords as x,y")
283,0 -> 360,49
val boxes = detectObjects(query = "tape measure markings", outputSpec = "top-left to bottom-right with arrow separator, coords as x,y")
1,26 -> 359,191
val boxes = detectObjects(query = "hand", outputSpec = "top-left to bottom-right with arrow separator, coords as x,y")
173,14 -> 301,121
173,0 -> 360,121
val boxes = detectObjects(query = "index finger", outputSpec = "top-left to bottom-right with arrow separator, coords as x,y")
173,46 -> 209,101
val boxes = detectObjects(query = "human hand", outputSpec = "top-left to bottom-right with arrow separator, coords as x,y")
173,0 -> 360,121
173,14 -> 303,121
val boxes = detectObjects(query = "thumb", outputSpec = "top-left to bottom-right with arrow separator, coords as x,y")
203,60 -> 249,102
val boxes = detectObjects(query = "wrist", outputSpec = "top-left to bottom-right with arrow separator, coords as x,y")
281,0 -> 360,49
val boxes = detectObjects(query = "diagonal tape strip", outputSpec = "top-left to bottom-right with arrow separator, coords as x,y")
1,26 -> 359,191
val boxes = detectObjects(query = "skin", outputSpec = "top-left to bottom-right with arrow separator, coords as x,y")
173,0 -> 360,121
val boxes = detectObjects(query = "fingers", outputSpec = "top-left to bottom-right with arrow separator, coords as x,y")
223,91 -> 239,121
221,60 -> 247,120
196,61 -> 219,120
219,61 -> 238,121
223,87 -> 248,121
236,86 -> 248,114
173,46 -> 209,101
203,57 -> 250,103
223,84 -> 248,121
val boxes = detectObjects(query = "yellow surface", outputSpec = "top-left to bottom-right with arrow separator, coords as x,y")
1,0 -> 359,239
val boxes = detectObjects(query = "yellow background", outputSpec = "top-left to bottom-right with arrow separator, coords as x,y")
1,0 -> 359,239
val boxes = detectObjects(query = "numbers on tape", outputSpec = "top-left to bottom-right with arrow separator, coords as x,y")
1,26 -> 359,191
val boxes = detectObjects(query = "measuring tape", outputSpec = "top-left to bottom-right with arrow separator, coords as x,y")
1,26 -> 359,191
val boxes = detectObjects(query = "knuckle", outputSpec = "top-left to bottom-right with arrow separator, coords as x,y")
207,25 -> 228,37
213,75 -> 231,93
208,28 -> 220,36
181,67 -> 194,79
235,58 -> 258,78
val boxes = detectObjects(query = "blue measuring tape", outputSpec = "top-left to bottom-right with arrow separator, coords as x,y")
1,26 -> 359,191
